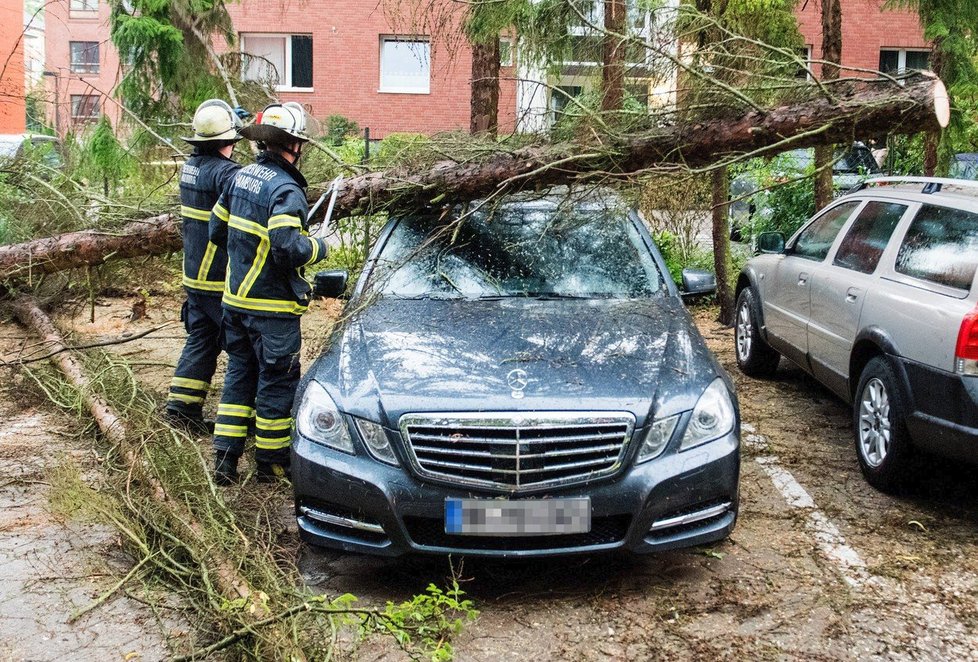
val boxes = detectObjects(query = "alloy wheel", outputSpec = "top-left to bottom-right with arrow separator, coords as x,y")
736,301 -> 752,362
858,377 -> 891,468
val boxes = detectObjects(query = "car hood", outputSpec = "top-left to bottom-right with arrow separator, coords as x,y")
312,296 -> 721,427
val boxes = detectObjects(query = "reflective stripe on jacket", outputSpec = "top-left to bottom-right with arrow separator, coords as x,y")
208,151 -> 329,318
179,153 -> 240,295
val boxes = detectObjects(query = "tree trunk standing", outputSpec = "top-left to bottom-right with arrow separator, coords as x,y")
814,0 -> 843,211
470,39 -> 501,136
712,167 -> 735,326
601,0 -> 626,113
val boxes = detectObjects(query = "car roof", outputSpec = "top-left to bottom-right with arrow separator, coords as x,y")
839,177 -> 978,211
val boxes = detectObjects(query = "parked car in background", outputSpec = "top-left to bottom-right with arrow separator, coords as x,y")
292,189 -> 741,557
950,153 -> 978,181
729,143 -> 883,241
734,177 -> 978,491
0,134 -> 64,170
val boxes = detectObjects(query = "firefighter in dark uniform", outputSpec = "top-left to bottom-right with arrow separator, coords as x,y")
164,99 -> 243,434
208,102 -> 329,484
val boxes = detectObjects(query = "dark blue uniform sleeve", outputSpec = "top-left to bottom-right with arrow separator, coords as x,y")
267,186 -> 329,269
208,182 -> 231,251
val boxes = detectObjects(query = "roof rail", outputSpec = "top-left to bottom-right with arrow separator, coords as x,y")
853,176 -> 978,195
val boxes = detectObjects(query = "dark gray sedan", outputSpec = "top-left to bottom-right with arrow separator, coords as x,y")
292,191 -> 740,557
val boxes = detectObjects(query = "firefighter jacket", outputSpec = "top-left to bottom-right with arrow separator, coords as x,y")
209,152 -> 329,317
179,152 -> 241,295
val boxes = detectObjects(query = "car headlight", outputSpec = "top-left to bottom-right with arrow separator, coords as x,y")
637,415 -> 679,463
680,378 -> 736,451
355,418 -> 398,466
295,380 -> 354,454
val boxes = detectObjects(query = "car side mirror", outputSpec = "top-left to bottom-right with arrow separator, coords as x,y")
680,268 -> 717,298
756,231 -> 786,254
313,270 -> 348,299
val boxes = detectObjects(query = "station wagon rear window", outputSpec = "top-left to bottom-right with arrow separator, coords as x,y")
895,204 -> 978,291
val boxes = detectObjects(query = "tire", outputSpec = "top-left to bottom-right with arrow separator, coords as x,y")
853,356 -> 914,493
734,288 -> 780,377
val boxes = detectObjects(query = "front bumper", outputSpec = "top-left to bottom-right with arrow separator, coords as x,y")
292,429 -> 739,558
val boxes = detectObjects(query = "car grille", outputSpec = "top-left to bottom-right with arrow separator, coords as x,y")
404,514 -> 631,551
399,412 -> 635,492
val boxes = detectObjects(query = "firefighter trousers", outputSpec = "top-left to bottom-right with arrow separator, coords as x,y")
166,293 -> 223,418
212,310 -> 301,464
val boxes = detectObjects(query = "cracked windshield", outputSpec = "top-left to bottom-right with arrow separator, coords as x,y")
372,197 -> 665,299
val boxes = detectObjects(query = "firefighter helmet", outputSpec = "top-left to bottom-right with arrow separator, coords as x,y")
182,99 -> 243,144
239,102 -> 310,146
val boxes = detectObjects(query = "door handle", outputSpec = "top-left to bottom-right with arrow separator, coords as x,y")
846,287 -> 861,303
797,273 -> 809,286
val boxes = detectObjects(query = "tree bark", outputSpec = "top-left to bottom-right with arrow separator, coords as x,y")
602,0 -> 627,113
711,167 -> 734,326
814,0 -> 843,211
470,38 -> 501,137
0,77 -> 950,282
0,213 -> 182,282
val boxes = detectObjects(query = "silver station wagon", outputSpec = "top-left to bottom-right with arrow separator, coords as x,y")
734,177 -> 978,491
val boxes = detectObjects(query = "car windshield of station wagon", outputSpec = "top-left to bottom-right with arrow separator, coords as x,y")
370,200 -> 666,300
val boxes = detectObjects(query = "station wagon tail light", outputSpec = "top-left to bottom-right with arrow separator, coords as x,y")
954,307 -> 978,376
296,381 -> 355,454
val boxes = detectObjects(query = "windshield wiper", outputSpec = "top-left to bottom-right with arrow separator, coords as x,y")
523,292 -> 599,300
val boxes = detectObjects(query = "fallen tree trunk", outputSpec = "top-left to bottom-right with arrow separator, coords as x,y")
0,213 -> 182,282
0,76 -> 949,282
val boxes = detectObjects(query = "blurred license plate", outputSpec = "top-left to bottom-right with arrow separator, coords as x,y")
445,498 -> 591,536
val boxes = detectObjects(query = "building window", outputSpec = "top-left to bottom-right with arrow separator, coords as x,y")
70,94 -> 100,122
551,85 -> 583,123
879,49 -> 930,75
380,37 -> 430,94
70,0 -> 98,11
795,45 -> 813,80
500,37 -> 514,67
241,34 -> 313,90
69,41 -> 99,74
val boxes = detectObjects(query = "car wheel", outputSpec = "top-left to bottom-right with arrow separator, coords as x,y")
853,356 -> 913,493
734,288 -> 780,377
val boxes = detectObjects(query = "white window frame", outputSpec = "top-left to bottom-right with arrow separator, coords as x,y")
69,41 -> 100,75
798,45 -> 813,81
69,0 -> 98,12
379,36 -> 431,95
70,94 -> 100,121
240,33 -> 314,92
880,48 -> 931,75
500,37 -> 514,67
564,0 -> 653,67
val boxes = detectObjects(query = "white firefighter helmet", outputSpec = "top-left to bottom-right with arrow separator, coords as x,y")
182,99 -> 243,144
239,102 -> 310,145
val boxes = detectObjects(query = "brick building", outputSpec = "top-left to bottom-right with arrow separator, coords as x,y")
38,0 -> 928,137
224,0 -> 518,138
43,0 -> 121,134
0,0 -> 26,133
795,0 -> 929,77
